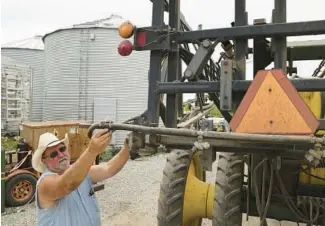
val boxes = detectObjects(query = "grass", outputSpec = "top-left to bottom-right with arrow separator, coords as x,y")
98,145 -> 122,162
1,136 -> 18,151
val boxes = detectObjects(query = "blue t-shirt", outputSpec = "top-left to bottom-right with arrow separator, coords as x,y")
35,168 -> 101,226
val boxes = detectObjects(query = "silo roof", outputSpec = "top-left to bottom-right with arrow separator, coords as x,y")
1,35 -> 44,50
42,14 -> 126,42
73,14 -> 126,28
1,55 -> 31,68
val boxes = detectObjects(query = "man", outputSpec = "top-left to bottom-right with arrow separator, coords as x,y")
31,129 -> 130,226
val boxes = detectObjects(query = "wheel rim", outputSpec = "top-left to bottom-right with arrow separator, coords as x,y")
182,151 -> 212,226
11,180 -> 33,202
189,152 -> 204,226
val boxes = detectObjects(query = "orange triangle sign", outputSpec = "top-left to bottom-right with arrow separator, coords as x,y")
230,69 -> 320,135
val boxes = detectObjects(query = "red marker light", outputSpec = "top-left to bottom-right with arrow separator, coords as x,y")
135,32 -> 146,47
118,40 -> 133,56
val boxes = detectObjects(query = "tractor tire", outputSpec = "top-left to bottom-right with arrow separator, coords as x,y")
157,149 -> 205,226
5,173 -> 37,207
213,152 -> 244,226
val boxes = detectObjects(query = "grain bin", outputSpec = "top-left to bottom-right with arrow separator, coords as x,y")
1,36 -> 45,122
1,56 -> 32,135
42,14 -> 150,145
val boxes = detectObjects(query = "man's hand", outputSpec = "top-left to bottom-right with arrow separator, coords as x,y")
124,133 -> 130,147
88,130 -> 112,156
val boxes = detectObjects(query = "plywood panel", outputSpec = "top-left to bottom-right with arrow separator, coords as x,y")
230,69 -> 320,135
235,73 -> 312,134
20,121 -> 91,162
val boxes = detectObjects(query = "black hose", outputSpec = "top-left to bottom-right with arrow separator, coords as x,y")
274,170 -> 321,224
253,158 -> 267,216
259,161 -> 274,225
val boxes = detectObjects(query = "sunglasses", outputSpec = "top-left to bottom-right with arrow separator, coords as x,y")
43,146 -> 67,159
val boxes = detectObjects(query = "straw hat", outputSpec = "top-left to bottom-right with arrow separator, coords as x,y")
32,132 -> 69,173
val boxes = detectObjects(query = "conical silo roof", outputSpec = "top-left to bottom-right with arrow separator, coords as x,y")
2,35 -> 44,50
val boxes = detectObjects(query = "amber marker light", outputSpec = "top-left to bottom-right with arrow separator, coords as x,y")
118,21 -> 134,39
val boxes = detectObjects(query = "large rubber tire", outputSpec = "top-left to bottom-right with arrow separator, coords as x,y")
5,173 -> 37,207
157,149 -> 205,226
213,152 -> 244,226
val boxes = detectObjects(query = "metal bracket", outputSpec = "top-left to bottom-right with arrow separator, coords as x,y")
128,132 -> 146,159
194,134 -> 210,150
220,59 -> 233,111
183,39 -> 218,80
304,138 -> 324,167
196,118 -> 216,171
221,40 -> 234,59
133,25 -> 170,51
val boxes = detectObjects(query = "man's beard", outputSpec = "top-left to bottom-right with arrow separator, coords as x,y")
54,158 -> 70,173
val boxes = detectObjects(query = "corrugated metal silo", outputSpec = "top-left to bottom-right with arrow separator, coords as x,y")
42,14 -> 150,145
1,35 -> 45,122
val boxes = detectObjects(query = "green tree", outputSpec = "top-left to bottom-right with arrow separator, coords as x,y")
209,105 -> 223,117
183,104 -> 190,112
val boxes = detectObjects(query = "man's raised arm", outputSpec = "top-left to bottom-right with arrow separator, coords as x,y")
89,135 -> 130,184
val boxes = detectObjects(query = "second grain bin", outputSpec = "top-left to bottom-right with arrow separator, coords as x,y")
42,14 -> 150,145
1,56 -> 32,134
1,35 -> 45,122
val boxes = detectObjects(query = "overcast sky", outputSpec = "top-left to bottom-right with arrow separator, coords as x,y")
1,0 -> 325,78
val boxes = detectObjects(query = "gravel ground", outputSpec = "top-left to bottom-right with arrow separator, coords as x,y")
2,153 -> 306,226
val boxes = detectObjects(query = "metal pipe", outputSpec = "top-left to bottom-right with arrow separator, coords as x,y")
165,0 -> 180,128
234,0 -> 247,80
177,103 -> 213,128
157,79 -> 325,94
147,0 -> 165,126
282,160 -> 310,165
156,135 -> 310,157
273,0 -> 287,74
177,20 -> 325,43
86,122 -> 324,145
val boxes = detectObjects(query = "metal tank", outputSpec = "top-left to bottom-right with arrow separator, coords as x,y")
1,35 -> 45,122
42,14 -> 150,145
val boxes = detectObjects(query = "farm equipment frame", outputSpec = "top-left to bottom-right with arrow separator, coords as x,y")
87,0 -> 325,225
